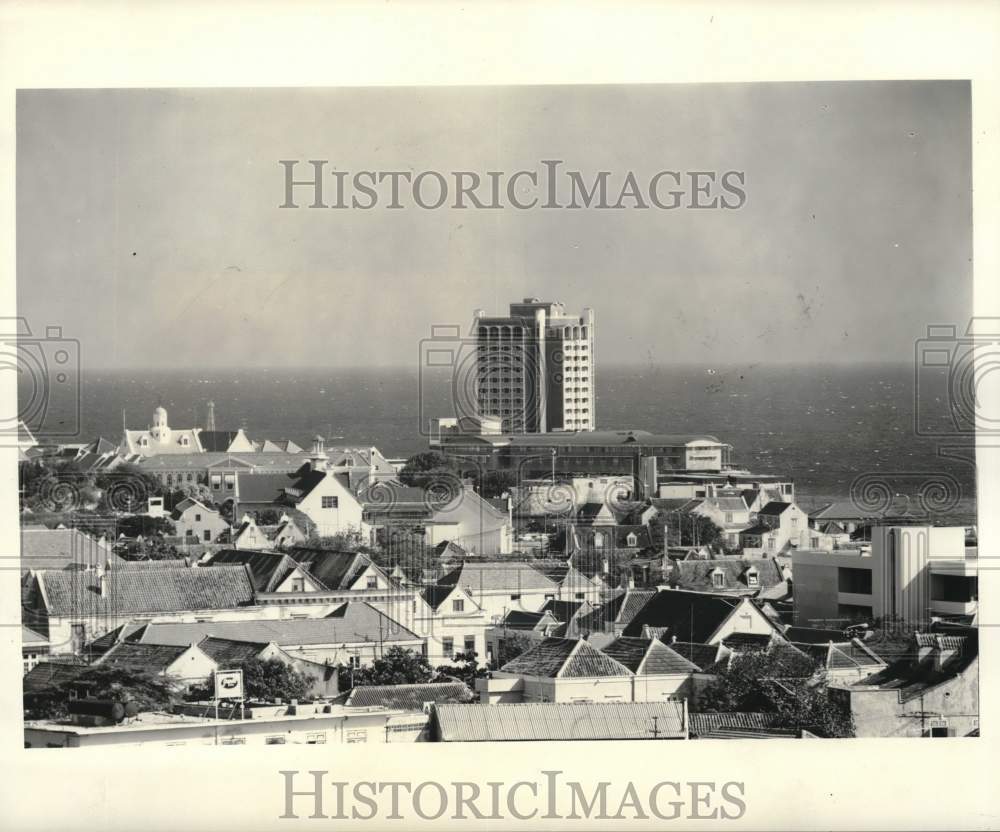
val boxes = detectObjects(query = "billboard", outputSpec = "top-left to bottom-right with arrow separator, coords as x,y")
214,669 -> 244,700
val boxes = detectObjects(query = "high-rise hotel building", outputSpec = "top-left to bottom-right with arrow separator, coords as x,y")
473,298 -> 595,433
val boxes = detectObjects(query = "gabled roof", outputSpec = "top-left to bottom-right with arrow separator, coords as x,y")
28,565 -> 256,617
758,501 -> 792,516
667,641 -> 724,672
202,549 -> 304,593
669,559 -> 783,593
574,589 -> 655,633
196,636 -> 270,665
197,431 -> 247,453
235,468 -> 331,505
792,639 -> 886,671
286,548 -> 380,591
22,659 -> 89,694
345,681 -> 473,710
98,641 -> 193,674
539,599 -> 591,623
169,498 -> 219,522
19,527 -> 121,573
421,584 -> 458,611
129,602 -> 420,648
500,609 -> 559,632
622,590 -> 763,643
739,523 -> 773,537
439,561 -> 558,593
500,637 -> 632,678
22,625 -> 50,646
600,637 -> 699,675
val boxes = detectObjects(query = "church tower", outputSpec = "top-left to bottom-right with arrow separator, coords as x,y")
150,406 -> 171,444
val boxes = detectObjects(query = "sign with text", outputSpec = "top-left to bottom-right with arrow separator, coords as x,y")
214,669 -> 244,701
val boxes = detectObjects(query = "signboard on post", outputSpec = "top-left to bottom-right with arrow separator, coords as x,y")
214,669 -> 244,700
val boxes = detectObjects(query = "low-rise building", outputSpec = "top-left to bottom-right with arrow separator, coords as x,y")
170,498 -> 230,544
739,500 -> 809,556
832,628 -> 978,737
476,636 -> 697,704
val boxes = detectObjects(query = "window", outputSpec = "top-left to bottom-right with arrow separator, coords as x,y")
185,529 -> 195,537
366,575 -> 378,589
575,592 -> 586,600
265,736 -> 286,745
322,496 -> 339,509
346,730 -> 368,744
510,593 -> 521,601
712,571 -> 725,589
211,475 -> 222,490
452,599 -> 465,612
224,474 -> 236,490
838,567 -> 873,595
626,533 -> 637,547
221,736 -> 246,745
442,637 -> 454,657
464,636 -> 476,653
767,538 -> 775,550
349,655 -> 361,669
746,571 -> 759,588
195,513 -> 201,521
725,512 -> 733,523
306,732 -> 327,744
203,529 -> 212,542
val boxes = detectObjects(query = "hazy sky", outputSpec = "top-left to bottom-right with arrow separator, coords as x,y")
17,82 -> 971,369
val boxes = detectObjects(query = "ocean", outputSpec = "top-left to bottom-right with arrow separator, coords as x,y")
34,363 -> 977,516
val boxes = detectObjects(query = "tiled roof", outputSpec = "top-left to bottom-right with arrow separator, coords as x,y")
501,610 -> 558,632
757,502 -> 792,516
669,559 -> 783,593
434,701 -> 687,742
687,711 -> 781,738
98,641 -> 191,674
196,636 -> 270,665
137,452 -> 311,471
31,565 -> 256,617
500,637 -> 632,678
345,682 -> 474,710
130,602 -> 420,647
113,558 -> 191,569
203,550 -> 301,593
439,561 -> 558,593
22,659 -> 89,694
287,548 -> 376,591
783,625 -> 849,644
739,524 -> 772,537
235,468 -> 328,505
601,637 -> 699,675
575,589 -> 655,633
622,590 -> 753,643
539,599 -> 590,623
19,528 -> 121,573
668,641 -> 722,672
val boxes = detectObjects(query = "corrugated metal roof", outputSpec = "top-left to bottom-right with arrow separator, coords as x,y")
434,701 -> 686,741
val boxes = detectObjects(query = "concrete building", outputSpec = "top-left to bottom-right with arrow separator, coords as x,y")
472,298 -> 595,433
792,525 -> 976,630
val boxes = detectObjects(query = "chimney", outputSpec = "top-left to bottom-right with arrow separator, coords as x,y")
96,563 -> 108,598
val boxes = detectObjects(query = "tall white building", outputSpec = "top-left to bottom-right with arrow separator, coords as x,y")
473,298 -> 595,433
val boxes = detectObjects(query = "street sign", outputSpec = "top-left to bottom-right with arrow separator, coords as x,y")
214,669 -> 244,700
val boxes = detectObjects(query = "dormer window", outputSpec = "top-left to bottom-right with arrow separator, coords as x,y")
594,532 -> 605,549
180,436 -> 189,446
712,569 -> 725,589
746,569 -> 759,587
626,533 -> 637,547
140,437 -> 148,447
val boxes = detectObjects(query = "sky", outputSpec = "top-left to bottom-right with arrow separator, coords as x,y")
17,82 -> 971,369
